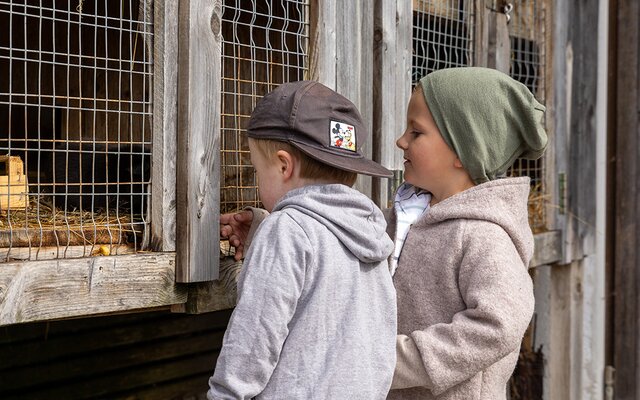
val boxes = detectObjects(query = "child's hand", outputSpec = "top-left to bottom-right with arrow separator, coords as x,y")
221,210 -> 254,260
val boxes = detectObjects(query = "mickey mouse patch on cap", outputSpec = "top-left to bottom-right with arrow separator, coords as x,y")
330,121 -> 356,152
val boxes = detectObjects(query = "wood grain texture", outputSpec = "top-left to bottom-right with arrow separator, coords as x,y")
176,0 -> 222,282
530,231 -> 562,267
152,0 -> 179,252
0,253 -> 186,326
372,0 -> 412,207
613,0 -> 640,397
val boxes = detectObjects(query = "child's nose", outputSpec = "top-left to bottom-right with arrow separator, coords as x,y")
396,133 -> 408,150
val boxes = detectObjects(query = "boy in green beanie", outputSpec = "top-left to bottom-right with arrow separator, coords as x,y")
387,67 -> 546,399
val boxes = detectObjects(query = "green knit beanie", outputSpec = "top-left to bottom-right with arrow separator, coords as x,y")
419,67 -> 548,184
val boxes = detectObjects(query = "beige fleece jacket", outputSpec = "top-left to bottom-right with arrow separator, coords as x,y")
386,177 -> 535,400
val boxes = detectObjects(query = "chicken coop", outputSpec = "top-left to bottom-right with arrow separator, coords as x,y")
0,0 -> 561,322
0,0 -> 380,325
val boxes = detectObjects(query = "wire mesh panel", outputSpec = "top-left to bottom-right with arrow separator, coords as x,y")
506,0 -> 547,232
412,0 -> 475,83
220,0 -> 309,214
0,1 -> 153,261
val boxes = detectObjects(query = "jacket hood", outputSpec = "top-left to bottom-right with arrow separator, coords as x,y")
273,184 -> 394,263
419,177 -> 534,267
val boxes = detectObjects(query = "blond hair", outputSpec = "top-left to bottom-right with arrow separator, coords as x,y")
248,138 -> 358,187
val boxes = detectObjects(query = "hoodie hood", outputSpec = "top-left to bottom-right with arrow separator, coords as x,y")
419,177 -> 534,267
273,184 -> 394,263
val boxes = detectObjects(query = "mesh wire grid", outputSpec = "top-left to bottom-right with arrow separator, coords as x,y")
0,1 -> 153,260
506,0 -> 547,233
219,0 -> 309,214
412,0 -> 475,83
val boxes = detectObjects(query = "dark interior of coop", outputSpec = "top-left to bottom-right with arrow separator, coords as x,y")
0,1 -> 152,233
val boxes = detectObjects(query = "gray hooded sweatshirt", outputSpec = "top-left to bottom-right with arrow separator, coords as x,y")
208,184 -> 397,400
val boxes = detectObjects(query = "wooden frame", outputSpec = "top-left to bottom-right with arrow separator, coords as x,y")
372,0 -> 412,207
0,253 -> 185,325
612,0 -> 640,396
151,0 -> 179,252
175,0 -> 222,282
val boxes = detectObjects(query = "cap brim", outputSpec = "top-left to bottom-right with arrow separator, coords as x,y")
291,142 -> 393,178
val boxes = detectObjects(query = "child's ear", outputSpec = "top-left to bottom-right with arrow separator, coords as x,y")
276,150 -> 296,180
454,158 -> 464,169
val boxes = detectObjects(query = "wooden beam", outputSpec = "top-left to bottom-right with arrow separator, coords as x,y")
531,231 -> 562,267
175,0 -> 222,282
372,0 -> 412,208
152,0 -> 179,252
486,8 -> 511,73
0,253 -> 187,326
613,0 -> 640,396
171,256 -> 241,314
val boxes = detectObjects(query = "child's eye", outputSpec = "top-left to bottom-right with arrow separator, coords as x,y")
412,131 -> 422,136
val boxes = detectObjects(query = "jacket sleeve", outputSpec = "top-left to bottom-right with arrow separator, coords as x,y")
391,334 -> 433,390
243,206 -> 270,251
207,214 -> 311,399
409,222 -> 535,395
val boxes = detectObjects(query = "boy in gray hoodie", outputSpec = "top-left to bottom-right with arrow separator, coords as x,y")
207,81 -> 397,400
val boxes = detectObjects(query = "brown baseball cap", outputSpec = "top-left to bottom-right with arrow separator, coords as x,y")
246,80 -> 393,178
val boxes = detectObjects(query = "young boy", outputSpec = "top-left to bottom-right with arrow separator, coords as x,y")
207,81 -> 397,399
388,67 -> 546,399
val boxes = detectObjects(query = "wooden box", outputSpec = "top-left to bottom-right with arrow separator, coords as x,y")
0,155 -> 28,210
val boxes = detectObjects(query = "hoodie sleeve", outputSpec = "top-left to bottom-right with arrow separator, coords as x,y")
408,222 -> 535,395
208,213 -> 311,399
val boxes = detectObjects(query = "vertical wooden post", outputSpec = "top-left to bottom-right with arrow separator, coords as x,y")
372,0 -> 412,207
152,0 -> 179,252
310,1 -> 375,198
613,0 -> 640,397
175,0 -> 222,282
486,2 -> 511,73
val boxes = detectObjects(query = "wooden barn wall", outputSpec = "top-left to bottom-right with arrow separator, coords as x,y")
611,0 -> 640,398
0,309 -> 232,400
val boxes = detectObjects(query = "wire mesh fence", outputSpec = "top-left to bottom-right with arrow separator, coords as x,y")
412,0 -> 475,83
219,0 -> 309,214
506,0 -> 547,233
0,0 -> 153,261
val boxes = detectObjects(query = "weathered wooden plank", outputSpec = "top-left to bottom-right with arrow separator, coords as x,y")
172,256 -> 241,314
613,0 -> 640,397
0,309 -> 164,345
312,1 -> 374,197
0,253 -> 186,326
530,230 -> 562,267
121,372 -> 211,400
372,0 -> 412,207
309,0 -> 337,86
474,0 -> 488,67
0,309 -> 231,370
0,244 -> 136,262
14,353 -> 217,400
152,0 -> 179,252
487,9 -> 511,73
351,1 -> 374,198
176,0 -> 222,282
0,330 -> 225,391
